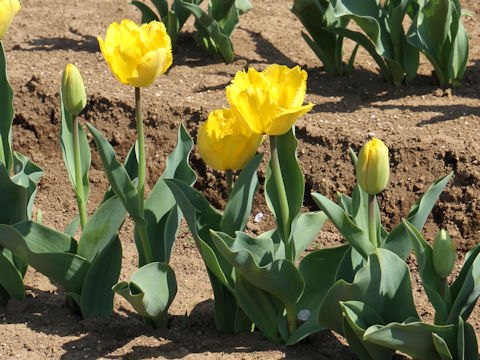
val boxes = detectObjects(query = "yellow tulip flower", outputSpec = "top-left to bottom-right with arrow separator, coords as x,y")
198,108 -> 263,171
0,0 -> 20,40
226,64 -> 314,136
97,19 -> 172,87
356,138 -> 390,195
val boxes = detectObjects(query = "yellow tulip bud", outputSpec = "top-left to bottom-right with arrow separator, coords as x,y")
0,0 -> 20,40
97,19 -> 172,88
433,229 -> 456,279
356,138 -> 390,195
226,64 -> 314,136
61,64 -> 86,116
198,108 -> 263,171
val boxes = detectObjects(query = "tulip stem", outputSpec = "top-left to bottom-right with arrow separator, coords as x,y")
72,114 -> 88,230
440,278 -> 447,299
226,169 -> 233,198
270,136 -> 291,259
368,194 -> 377,247
135,87 -> 153,264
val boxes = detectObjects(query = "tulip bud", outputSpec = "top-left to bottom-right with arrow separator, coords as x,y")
61,64 -> 86,116
433,229 -> 456,279
356,138 -> 390,195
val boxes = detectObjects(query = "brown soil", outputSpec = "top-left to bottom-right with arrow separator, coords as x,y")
1,0 -> 480,359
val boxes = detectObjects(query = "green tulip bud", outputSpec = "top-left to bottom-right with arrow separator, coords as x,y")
61,64 -> 86,116
356,138 -> 390,195
433,229 -> 456,279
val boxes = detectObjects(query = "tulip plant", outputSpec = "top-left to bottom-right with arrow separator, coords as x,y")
307,138 -> 480,359
130,0 -> 194,50
176,0 -> 253,63
167,65 -> 342,343
91,19 -> 196,327
0,0 -> 45,306
291,0 -> 357,77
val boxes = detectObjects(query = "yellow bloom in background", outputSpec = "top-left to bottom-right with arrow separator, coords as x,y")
97,19 -> 172,87
198,108 -> 263,171
356,138 -> 390,195
226,64 -> 314,136
0,0 -> 20,40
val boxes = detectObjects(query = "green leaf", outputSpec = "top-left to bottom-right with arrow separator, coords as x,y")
59,90 -> 91,204
210,230 -> 304,320
177,0 -> 235,63
291,211 -> 327,262
77,195 -> 127,262
451,243 -> 480,300
130,1 -> 160,23
139,123 -> 195,264
80,235 -> 122,318
0,222 -> 89,294
312,192 -> 373,258
0,42 -> 13,172
383,172 -> 452,259
102,142 -> 138,203
341,301 -> 394,360
221,153 -> 262,237
364,321 -> 458,360
11,152 -> 44,220
86,122 -> 144,224
235,274 -> 282,343
287,244 -> 349,345
318,248 -> 418,334
151,0 -> 168,19
265,130 -> 304,242
165,179 -> 233,288
0,163 -> 27,224
0,251 -> 24,300
65,216 -> 80,236
113,262 -> 177,328
403,220 -> 448,323
446,247 -> 480,324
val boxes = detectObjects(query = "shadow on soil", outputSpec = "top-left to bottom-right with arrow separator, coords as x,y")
2,292 -> 356,360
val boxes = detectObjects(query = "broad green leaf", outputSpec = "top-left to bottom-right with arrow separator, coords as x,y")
291,211 -> 327,262
102,142 -> 138,203
312,192 -> 373,258
446,248 -> 480,324
178,0 -> 235,63
86,122 -> 144,224
341,301 -> 394,360
266,130 -> 304,243
460,319 -> 479,360
166,10 -> 180,48
165,179 -> 233,289
448,9 -> 469,86
210,231 -> 304,319
151,0 -> 168,19
235,275 -> 282,343
287,244 -> 348,345
451,243 -> 480,301
59,90 -> 91,205
0,163 -> 27,224
0,252 -> 24,300
0,223 -> 89,294
77,195 -> 127,262
113,262 -> 177,328
131,1 -> 160,23
403,220 -> 448,323
136,124 -> 195,265
432,332 -> 454,360
0,42 -> 13,172
221,153 -> 262,237
335,247 -> 365,283
65,216 -> 80,236
80,235 -> 122,318
11,152 -> 43,220
318,248 -> 418,334
364,321 -> 458,360
383,172 -> 452,259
